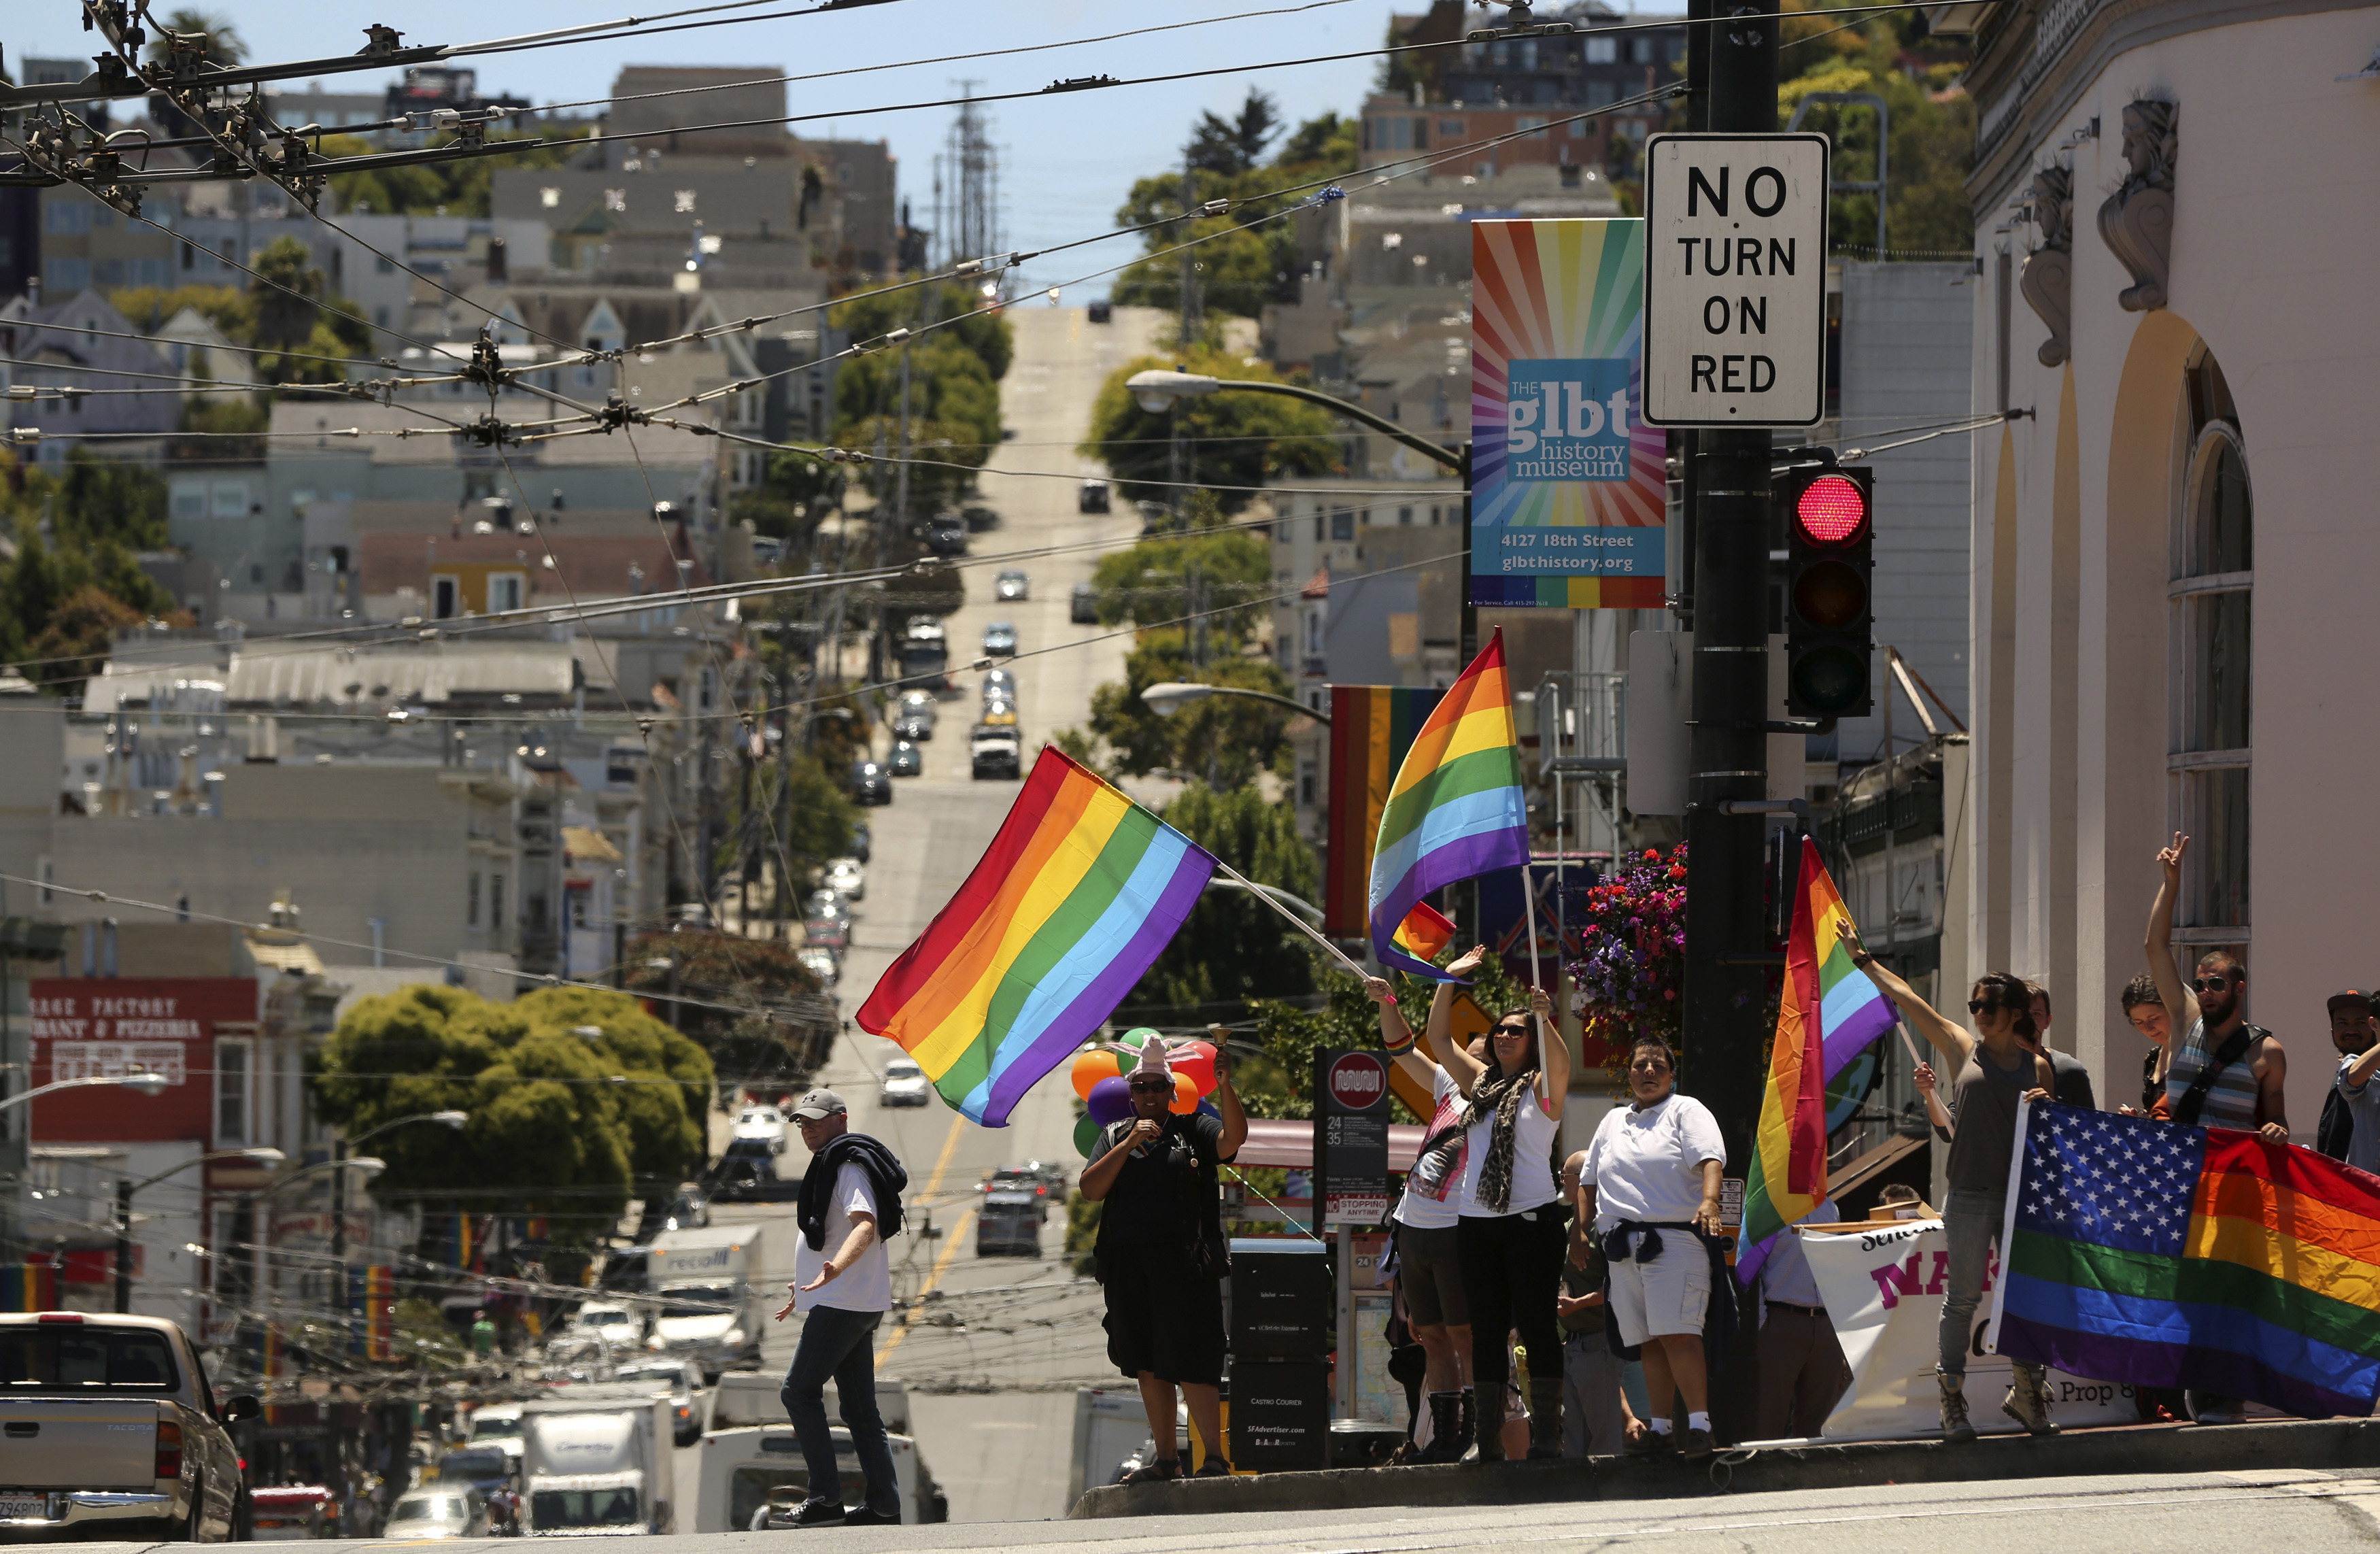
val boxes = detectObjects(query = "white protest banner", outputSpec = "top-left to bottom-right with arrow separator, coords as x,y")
1799,1218 -> 2140,1441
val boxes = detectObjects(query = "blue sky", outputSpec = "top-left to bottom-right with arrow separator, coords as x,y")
11,0 -> 1423,296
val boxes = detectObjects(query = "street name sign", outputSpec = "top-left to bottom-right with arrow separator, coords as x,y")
1642,133 -> 1830,427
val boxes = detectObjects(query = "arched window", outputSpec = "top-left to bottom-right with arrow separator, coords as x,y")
2171,348 -> 2249,938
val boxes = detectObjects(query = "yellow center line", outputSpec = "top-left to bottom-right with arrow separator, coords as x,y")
876,1205 -> 974,1363
918,1104 -> 968,1202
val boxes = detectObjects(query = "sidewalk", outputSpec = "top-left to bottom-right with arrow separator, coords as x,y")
1072,1418 -> 2380,1519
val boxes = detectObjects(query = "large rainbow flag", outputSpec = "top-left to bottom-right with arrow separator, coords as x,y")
1991,1105 -> 2380,1418
1738,838 -> 1897,1280
1367,630 -> 1528,980
857,747 -> 1215,1124
1325,685 -> 1445,936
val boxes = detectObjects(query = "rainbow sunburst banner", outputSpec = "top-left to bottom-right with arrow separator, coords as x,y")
1469,219 -> 1668,608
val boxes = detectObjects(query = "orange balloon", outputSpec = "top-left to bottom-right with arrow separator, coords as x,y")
1168,1070 -> 1198,1115
1071,1047 -> 1124,1100
1170,1041 -> 1218,1096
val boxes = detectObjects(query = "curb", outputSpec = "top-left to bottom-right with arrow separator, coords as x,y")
1070,1417 -> 2380,1518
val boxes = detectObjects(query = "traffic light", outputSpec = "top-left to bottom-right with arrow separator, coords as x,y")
1782,462 -> 1874,719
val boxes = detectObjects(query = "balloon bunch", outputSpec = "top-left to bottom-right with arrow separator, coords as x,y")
1068,1028 -> 1222,1158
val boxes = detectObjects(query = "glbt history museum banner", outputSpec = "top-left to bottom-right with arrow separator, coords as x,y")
29,978 -> 259,1143
1469,219 -> 1669,609
1796,1217 -> 2141,1442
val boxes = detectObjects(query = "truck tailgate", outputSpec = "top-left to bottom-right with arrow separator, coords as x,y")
0,1398 -> 161,1490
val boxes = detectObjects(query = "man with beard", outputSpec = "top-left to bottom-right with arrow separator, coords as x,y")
2321,990 -> 2380,1170
2145,832 -> 2288,1425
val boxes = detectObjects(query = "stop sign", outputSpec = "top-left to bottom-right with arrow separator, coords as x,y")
1325,1051 -> 1387,1112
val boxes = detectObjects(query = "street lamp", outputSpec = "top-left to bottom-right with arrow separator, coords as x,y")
1123,369 -> 1466,473
0,1072 -> 172,1114
330,1111 -> 467,1272
1140,681 -> 1330,725
115,1147 -> 285,1314
237,1155 -> 384,1343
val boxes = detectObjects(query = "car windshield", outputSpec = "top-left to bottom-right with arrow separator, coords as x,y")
533,1489 -> 640,1529
439,1450 -> 507,1479
0,1328 -> 179,1389
886,1060 -> 921,1079
471,1415 -> 521,1439
658,1285 -> 736,1318
613,1364 -> 687,1387
579,1308 -> 630,1327
393,1496 -> 468,1521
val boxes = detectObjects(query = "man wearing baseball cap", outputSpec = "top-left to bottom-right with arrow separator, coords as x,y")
2320,992 -> 2380,1170
771,1088 -> 907,1527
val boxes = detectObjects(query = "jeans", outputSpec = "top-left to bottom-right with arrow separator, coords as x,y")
1937,1188 -> 2005,1378
781,1304 -> 898,1515
1456,1212 -> 1567,1428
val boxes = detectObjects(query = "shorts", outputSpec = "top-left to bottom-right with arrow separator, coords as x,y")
1605,1234 -> 1710,1347
1098,1242 -> 1225,1385
1396,1223 -> 1470,1328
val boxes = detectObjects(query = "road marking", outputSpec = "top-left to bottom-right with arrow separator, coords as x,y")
919,1103 -> 967,1200
876,1205 -> 974,1362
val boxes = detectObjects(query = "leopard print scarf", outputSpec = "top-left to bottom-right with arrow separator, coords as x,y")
1459,1064 -> 1537,1215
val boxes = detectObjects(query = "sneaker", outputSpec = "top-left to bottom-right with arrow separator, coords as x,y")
1120,1457 -> 1181,1485
787,1496 -> 845,1527
1677,1428 -> 1714,1462
839,1506 -> 900,1527
1191,1456 -> 1234,1478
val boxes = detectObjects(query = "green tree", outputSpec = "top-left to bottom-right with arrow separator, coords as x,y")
310,985 -> 713,1236
1779,18 -> 1976,256
1122,781 -> 1322,1019
104,283 -> 253,341
1188,90 -> 1282,177
172,395 -> 267,463
324,126 -> 592,219
1110,111 -> 1357,320
56,451 -> 167,549
143,8 -> 245,68
1081,346 -> 1340,515
622,931 -> 828,1093
1089,522 -> 1272,641
1077,634 -> 1299,788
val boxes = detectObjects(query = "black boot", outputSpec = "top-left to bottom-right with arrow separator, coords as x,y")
1414,1391 -> 1465,1465
1472,1383 -> 1506,1462
1526,1379 -> 1564,1459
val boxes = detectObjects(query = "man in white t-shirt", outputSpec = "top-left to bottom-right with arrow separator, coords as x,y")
771,1090 -> 901,1527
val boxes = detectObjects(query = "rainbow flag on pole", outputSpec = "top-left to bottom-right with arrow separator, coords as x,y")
1738,838 -> 1897,1279
1325,686 -> 1445,935
1992,1106 -> 2380,1417
857,747 -> 1216,1124
1367,630 -> 1529,979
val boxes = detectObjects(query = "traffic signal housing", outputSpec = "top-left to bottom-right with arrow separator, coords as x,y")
1782,462 -> 1874,719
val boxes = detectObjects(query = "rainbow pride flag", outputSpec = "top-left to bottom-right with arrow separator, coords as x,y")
1992,1106 -> 2380,1417
857,747 -> 1216,1124
1391,900 -> 1457,966
1738,838 -> 1897,1279
1325,686 -> 1445,935
1367,630 -> 1528,980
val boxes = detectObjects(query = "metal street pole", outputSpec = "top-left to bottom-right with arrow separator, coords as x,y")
1680,0 -> 1782,1176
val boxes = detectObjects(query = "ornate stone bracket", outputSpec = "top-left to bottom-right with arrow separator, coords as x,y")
2020,165 -> 2073,367
2098,99 -> 2177,312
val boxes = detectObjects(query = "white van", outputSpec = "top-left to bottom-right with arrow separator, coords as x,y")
692,1425 -> 943,1528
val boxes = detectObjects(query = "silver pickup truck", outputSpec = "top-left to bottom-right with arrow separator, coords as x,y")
0,1312 -> 258,1540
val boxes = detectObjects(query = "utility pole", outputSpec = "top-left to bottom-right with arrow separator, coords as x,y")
1678,0 -> 1781,1175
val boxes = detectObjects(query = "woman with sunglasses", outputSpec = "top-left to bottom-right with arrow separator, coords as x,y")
1431,945 -> 1569,1461
1837,919 -> 2054,1442
1079,1042 -> 1247,1482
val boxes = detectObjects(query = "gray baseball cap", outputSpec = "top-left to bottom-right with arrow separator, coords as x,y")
790,1088 -> 849,1119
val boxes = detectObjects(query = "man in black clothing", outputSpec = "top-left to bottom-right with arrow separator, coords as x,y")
2023,981 -> 2098,1109
1079,1038 -> 1246,1483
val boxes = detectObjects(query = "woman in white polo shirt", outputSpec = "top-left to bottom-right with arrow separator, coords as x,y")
1578,1034 -> 1725,1460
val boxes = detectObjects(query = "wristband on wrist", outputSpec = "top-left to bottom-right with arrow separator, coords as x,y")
1382,1026 -> 1414,1057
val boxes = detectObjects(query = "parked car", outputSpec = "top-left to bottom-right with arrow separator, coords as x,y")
983,622 -> 1017,656
849,760 -> 891,805
1087,299 -> 1113,324
879,1057 -> 932,1107
1078,478 -> 1111,513
924,515 -> 968,556
796,946 -> 839,986
382,1489 -> 489,1540
825,857 -> 866,900
849,822 -> 872,863
962,504 -> 999,532
1070,581 -> 1100,622
995,569 -> 1030,601
889,740 -> 923,777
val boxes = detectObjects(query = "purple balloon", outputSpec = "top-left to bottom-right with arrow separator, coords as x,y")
1086,1075 -> 1136,1127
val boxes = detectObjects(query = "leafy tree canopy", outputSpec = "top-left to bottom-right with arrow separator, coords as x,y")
1188,90 -> 1282,178
1071,633 -> 1299,788
1777,13 -> 1975,256
324,126 -> 590,219
1089,524 -> 1272,642
1111,109 -> 1357,320
1081,345 -> 1339,514
1120,780 -> 1321,1019
622,931 -> 828,1094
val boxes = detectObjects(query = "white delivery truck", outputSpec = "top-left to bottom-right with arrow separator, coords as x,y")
520,1394 -> 675,1536
693,1374 -> 944,1528
644,1225 -> 766,1379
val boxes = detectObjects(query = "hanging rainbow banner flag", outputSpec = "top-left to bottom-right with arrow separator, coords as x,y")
858,747 -> 1217,1125
1391,900 -> 1457,966
1324,685 -> 1445,936
0,1260 -> 58,1311
1738,837 -> 1898,1281
1368,630 -> 1529,980
1469,218 -> 1668,608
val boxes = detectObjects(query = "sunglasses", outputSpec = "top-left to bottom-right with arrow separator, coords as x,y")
1967,1000 -> 2007,1015
1494,1021 -> 1531,1036
2192,976 -> 2237,992
1128,1079 -> 1173,1094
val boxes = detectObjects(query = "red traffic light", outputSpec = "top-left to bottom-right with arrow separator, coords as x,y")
1794,474 -> 1869,547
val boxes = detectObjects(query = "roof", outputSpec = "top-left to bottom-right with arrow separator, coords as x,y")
86,638 -> 581,709
562,826 -> 624,864
358,531 -> 715,600
245,930 -> 326,976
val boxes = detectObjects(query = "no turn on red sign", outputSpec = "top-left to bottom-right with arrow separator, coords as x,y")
1642,133 -> 1831,428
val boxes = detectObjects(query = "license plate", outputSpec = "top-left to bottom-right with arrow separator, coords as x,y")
0,1496 -> 49,1519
